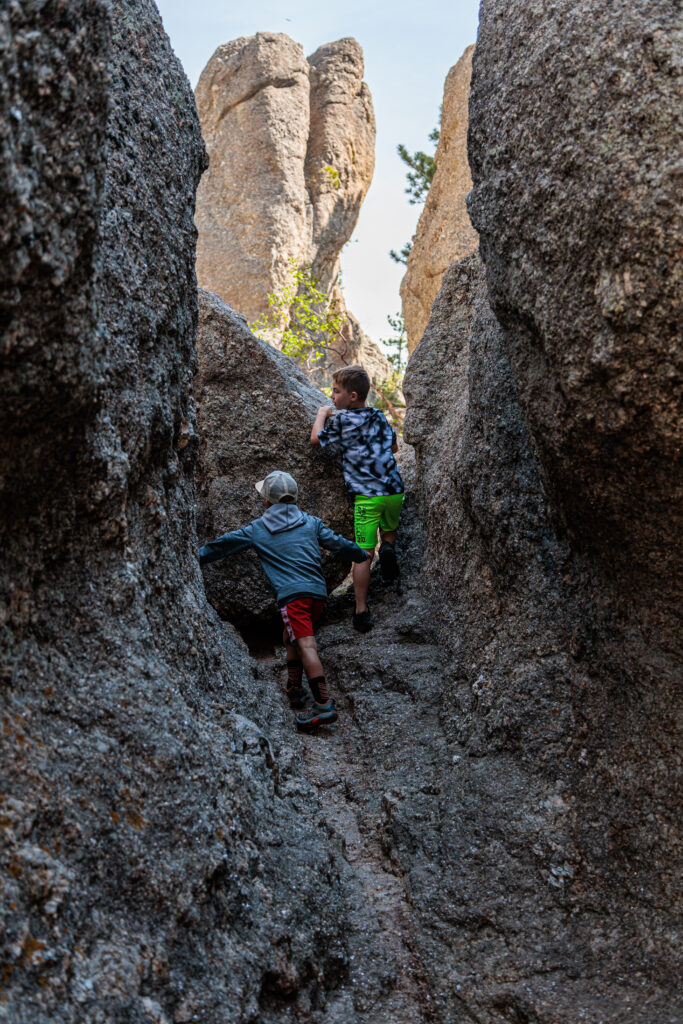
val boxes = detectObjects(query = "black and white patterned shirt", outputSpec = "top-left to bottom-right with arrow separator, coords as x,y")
318,407 -> 404,497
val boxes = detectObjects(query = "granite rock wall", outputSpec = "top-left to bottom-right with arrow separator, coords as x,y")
0,6 -> 352,1021
467,0 -> 682,596
400,0 -> 681,1014
403,248 -> 680,1022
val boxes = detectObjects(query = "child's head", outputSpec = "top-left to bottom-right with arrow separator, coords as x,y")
332,365 -> 371,409
255,470 -> 298,505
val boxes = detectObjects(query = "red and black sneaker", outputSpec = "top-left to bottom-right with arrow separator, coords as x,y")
296,700 -> 338,730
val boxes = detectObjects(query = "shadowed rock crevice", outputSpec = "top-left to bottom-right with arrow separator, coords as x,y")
2,1 -> 679,1022
254,467 -> 447,1024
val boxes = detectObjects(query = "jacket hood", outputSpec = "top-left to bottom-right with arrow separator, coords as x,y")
261,503 -> 306,534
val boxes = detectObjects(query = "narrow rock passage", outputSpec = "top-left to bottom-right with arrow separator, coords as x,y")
260,477 -> 453,1023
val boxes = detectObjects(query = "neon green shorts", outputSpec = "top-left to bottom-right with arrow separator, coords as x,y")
354,493 -> 405,550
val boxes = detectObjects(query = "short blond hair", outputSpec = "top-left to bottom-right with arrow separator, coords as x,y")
332,364 -> 370,402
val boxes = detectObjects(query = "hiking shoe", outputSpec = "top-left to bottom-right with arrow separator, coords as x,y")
296,700 -> 338,730
285,685 -> 307,710
378,540 -> 399,582
352,608 -> 374,633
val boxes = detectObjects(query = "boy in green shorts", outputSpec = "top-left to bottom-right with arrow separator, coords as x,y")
311,365 -> 404,633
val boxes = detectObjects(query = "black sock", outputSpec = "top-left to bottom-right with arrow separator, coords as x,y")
308,675 -> 329,704
286,659 -> 303,688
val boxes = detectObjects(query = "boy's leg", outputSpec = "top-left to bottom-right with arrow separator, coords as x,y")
293,604 -> 338,728
283,629 -> 304,682
352,552 -> 374,614
280,605 -> 307,707
353,496 -> 382,616
296,635 -> 328,702
378,494 -> 404,581
283,629 -> 298,663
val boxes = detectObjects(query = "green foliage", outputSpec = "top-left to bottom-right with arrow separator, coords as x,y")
371,369 -> 405,433
389,241 -> 412,267
397,140 -> 438,205
251,259 -> 346,370
321,164 -> 340,189
381,312 -> 407,374
372,313 -> 407,432
389,113 -> 441,266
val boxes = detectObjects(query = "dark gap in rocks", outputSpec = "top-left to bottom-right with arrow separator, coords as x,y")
235,611 -> 284,659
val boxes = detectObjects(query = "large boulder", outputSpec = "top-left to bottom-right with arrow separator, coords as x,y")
0,5 -> 350,1020
194,32 -> 390,383
467,0 -> 682,593
403,251 -> 680,1022
401,0 -> 681,1014
401,45 -> 479,354
196,288 -> 354,627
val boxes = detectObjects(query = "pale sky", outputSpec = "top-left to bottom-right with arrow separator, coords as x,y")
155,0 -> 480,344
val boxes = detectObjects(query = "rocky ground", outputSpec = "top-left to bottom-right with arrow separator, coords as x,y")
244,455 -> 450,1024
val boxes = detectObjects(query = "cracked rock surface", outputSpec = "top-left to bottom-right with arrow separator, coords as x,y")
0,6 -> 352,1021
1,1 -> 680,1022
467,0 -> 682,594
401,24 -> 680,1006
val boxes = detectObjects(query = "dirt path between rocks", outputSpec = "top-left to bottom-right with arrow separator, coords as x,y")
262,568 -> 450,1024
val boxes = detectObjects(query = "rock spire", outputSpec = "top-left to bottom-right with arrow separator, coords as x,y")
195,32 -> 389,382
401,45 -> 479,353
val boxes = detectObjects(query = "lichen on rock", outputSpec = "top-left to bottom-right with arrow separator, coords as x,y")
0,5 -> 351,1021
398,0 -> 681,1013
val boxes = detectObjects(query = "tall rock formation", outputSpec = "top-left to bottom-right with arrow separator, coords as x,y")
398,0 -> 681,1017
0,5 -> 352,1020
195,32 -> 389,383
467,1 -> 681,596
401,45 -> 479,353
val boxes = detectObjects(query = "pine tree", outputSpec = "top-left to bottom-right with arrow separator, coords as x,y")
389,116 -> 440,266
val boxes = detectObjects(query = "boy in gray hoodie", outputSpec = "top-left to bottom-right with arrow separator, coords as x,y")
199,470 -> 368,729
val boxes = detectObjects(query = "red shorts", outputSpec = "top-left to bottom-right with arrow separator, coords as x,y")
280,597 -> 326,642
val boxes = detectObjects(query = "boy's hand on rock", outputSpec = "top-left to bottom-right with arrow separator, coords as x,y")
317,405 -> 334,420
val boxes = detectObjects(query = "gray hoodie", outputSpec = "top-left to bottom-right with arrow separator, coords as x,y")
198,503 -> 367,606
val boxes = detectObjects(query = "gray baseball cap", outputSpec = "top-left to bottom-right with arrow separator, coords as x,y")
255,470 -> 299,504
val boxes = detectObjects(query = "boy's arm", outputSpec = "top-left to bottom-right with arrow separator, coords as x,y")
310,405 -> 335,446
389,419 -> 399,453
316,521 -> 370,561
199,524 -> 254,566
